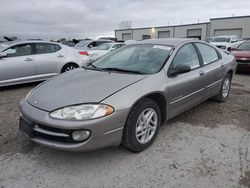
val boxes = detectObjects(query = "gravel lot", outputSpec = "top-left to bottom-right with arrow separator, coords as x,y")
0,74 -> 250,188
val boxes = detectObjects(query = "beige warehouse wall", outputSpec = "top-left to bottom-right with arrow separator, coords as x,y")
115,16 -> 250,40
174,23 -> 208,39
210,17 -> 250,38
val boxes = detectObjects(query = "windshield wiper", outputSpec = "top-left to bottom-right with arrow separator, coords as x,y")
83,63 -> 104,71
102,67 -> 144,74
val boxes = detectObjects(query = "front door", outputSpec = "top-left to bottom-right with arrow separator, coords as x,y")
0,43 -> 35,85
166,43 -> 207,118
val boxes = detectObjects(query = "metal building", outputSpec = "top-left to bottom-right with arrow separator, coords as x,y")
115,15 -> 250,41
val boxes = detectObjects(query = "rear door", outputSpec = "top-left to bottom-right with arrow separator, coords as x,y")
166,43 -> 207,118
34,43 -> 63,75
194,42 -> 224,98
0,43 -> 35,85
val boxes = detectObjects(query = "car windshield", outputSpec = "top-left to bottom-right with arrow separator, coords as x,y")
75,40 -> 91,47
95,43 -> 113,50
211,37 -> 230,43
92,44 -> 172,74
237,42 -> 250,51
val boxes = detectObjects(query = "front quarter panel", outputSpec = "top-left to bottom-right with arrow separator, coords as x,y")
101,71 -> 168,118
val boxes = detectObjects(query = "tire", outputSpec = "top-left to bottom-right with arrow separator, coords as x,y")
122,98 -> 161,152
214,74 -> 232,102
61,63 -> 79,73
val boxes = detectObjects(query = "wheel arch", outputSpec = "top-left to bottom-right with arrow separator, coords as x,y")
60,62 -> 79,73
227,69 -> 233,79
128,92 -> 167,125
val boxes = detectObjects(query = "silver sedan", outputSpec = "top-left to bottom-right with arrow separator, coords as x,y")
0,41 -> 90,87
19,39 -> 236,152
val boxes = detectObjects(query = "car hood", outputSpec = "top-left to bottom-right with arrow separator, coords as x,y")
231,51 -> 250,59
27,69 -> 146,112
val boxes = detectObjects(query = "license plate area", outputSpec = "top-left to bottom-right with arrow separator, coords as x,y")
20,117 -> 34,138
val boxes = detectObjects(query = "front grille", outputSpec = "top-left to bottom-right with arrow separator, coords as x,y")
237,60 -> 250,64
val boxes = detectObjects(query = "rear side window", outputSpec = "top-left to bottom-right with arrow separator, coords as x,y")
36,43 -> 61,54
95,41 -> 110,46
196,43 -> 219,65
4,44 -> 32,57
172,44 -> 200,70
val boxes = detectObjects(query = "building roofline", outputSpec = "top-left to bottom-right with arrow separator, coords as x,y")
115,15 -> 250,32
210,15 -> 250,20
115,22 -> 210,32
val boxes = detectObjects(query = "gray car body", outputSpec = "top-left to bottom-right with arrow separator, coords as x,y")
0,41 -> 90,87
20,39 -> 237,151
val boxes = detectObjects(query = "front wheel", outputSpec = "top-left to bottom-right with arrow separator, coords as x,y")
214,74 -> 232,102
122,98 -> 161,152
61,63 -> 78,73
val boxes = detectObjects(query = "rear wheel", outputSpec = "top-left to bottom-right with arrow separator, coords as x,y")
122,98 -> 161,152
214,74 -> 232,102
61,63 -> 79,73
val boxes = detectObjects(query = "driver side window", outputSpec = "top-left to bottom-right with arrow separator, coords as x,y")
172,44 -> 200,70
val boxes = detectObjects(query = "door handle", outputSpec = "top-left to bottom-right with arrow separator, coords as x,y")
25,58 -> 33,62
199,70 -> 205,76
221,64 -> 224,67
57,54 -> 64,58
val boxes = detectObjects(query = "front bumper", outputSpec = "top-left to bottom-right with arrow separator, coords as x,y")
19,99 -> 129,151
236,62 -> 250,72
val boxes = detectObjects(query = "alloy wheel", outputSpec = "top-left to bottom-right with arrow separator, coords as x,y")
222,77 -> 230,98
135,108 -> 158,144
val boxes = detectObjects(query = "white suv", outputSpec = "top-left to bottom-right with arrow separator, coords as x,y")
210,35 -> 240,51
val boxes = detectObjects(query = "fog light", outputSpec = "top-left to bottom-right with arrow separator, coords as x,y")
72,130 -> 90,141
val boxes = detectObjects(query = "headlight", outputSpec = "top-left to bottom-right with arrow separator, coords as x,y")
50,104 -> 114,120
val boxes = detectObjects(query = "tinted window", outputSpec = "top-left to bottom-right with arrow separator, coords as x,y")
237,42 -> 250,51
196,43 -> 219,65
95,41 -> 110,46
211,37 -> 230,43
4,44 -> 32,57
172,44 -> 200,70
75,40 -> 91,48
36,43 -> 61,54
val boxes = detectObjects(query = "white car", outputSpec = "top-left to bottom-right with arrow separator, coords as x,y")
88,43 -> 125,62
210,35 -> 240,51
0,40 -> 90,87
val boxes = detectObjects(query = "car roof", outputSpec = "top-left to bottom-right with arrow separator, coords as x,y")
0,40 -> 61,50
136,38 -> 197,47
4,40 -> 59,46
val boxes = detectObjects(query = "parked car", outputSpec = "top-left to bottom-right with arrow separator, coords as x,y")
0,41 -> 89,87
231,40 -> 250,72
210,35 -> 240,51
74,39 -> 114,54
19,38 -> 236,152
88,43 -> 125,62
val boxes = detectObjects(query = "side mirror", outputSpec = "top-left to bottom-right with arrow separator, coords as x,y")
0,52 -> 7,59
169,64 -> 191,76
110,47 -> 116,51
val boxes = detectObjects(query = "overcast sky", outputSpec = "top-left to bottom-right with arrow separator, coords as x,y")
0,0 -> 250,40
